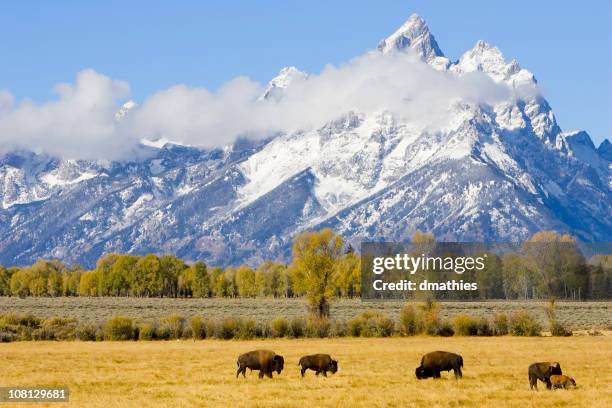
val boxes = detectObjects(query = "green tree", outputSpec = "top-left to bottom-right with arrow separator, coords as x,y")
62,267 -> 82,296
79,270 -> 99,296
10,268 -> 30,297
191,262 -> 210,297
502,253 -> 531,299
159,255 -> 186,297
132,254 -> 161,297
259,261 -> 289,297
474,252 -> 504,299
291,228 -> 344,318
95,253 -> 121,296
334,251 -> 361,297
47,270 -> 63,296
523,232 -> 586,299
107,255 -> 137,296
235,265 -> 259,297
0,266 -> 15,296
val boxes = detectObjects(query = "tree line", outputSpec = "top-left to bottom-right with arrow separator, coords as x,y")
0,230 -> 610,310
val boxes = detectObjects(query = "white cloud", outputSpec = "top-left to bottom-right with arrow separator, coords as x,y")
0,69 -> 132,159
0,50 -> 537,160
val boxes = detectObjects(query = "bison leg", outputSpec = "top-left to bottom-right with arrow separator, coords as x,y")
315,370 -> 320,376
545,380 -> 552,390
258,370 -> 264,379
454,367 -> 462,379
236,365 -> 246,379
433,371 -> 441,379
266,370 -> 273,379
529,375 -> 537,390
322,370 -> 327,377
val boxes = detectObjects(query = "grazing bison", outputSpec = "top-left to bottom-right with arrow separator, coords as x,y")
528,362 -> 562,390
236,350 -> 284,379
550,374 -> 576,390
415,351 -> 463,380
298,354 -> 338,377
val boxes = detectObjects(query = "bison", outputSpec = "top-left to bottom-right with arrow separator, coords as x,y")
415,351 -> 463,380
528,362 -> 562,390
298,354 -> 338,377
550,374 -> 576,390
236,350 -> 285,379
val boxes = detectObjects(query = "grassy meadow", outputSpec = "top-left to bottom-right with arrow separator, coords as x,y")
0,336 -> 610,407
0,297 -> 610,329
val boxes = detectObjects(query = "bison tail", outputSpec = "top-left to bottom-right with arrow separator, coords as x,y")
459,356 -> 463,367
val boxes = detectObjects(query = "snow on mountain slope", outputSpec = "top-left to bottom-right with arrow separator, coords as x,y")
377,13 -> 449,70
0,14 -> 610,268
259,66 -> 308,101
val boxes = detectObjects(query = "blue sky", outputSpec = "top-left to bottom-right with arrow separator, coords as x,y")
0,0 -> 610,144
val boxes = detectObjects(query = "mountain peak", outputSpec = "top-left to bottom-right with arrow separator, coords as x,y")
598,139 -> 612,161
115,100 -> 137,120
259,66 -> 307,101
377,13 -> 444,61
455,40 -> 535,85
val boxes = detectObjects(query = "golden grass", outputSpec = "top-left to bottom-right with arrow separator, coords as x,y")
0,336 -> 610,407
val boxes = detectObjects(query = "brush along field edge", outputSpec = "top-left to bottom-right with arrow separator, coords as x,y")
0,337 -> 610,407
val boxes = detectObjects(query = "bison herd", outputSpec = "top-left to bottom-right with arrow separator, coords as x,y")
236,349 -> 577,390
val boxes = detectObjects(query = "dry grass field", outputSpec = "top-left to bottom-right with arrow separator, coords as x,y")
0,336 -> 610,407
1,297 -> 610,329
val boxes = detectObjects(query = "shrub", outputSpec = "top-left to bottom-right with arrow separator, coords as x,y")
437,320 -> 455,337
305,317 -> 331,338
419,301 -> 447,336
205,319 -> 217,339
215,318 -> 238,339
103,316 -> 135,340
550,320 -> 572,337
399,304 -> 423,336
137,322 -> 156,340
509,311 -> 541,336
289,317 -> 306,338
422,315 -> 454,337
270,317 -> 289,338
256,321 -> 272,338
236,318 -> 257,340
330,319 -> 347,337
190,316 -> 206,340
0,313 -> 41,328
159,314 -> 185,340
181,325 -> 192,339
76,322 -> 100,341
0,313 -> 41,341
476,317 -> 493,336
348,311 -> 395,337
0,329 -> 18,342
347,317 -> 363,337
423,314 -> 442,336
454,315 -> 479,336
493,313 -> 509,335
39,317 -> 78,340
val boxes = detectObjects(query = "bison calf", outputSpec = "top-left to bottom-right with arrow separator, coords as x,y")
299,354 -> 338,377
550,374 -> 576,390
236,350 -> 284,379
415,351 -> 463,380
528,362 -> 562,390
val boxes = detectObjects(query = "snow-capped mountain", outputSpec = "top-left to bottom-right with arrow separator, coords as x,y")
1,14 -> 610,267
